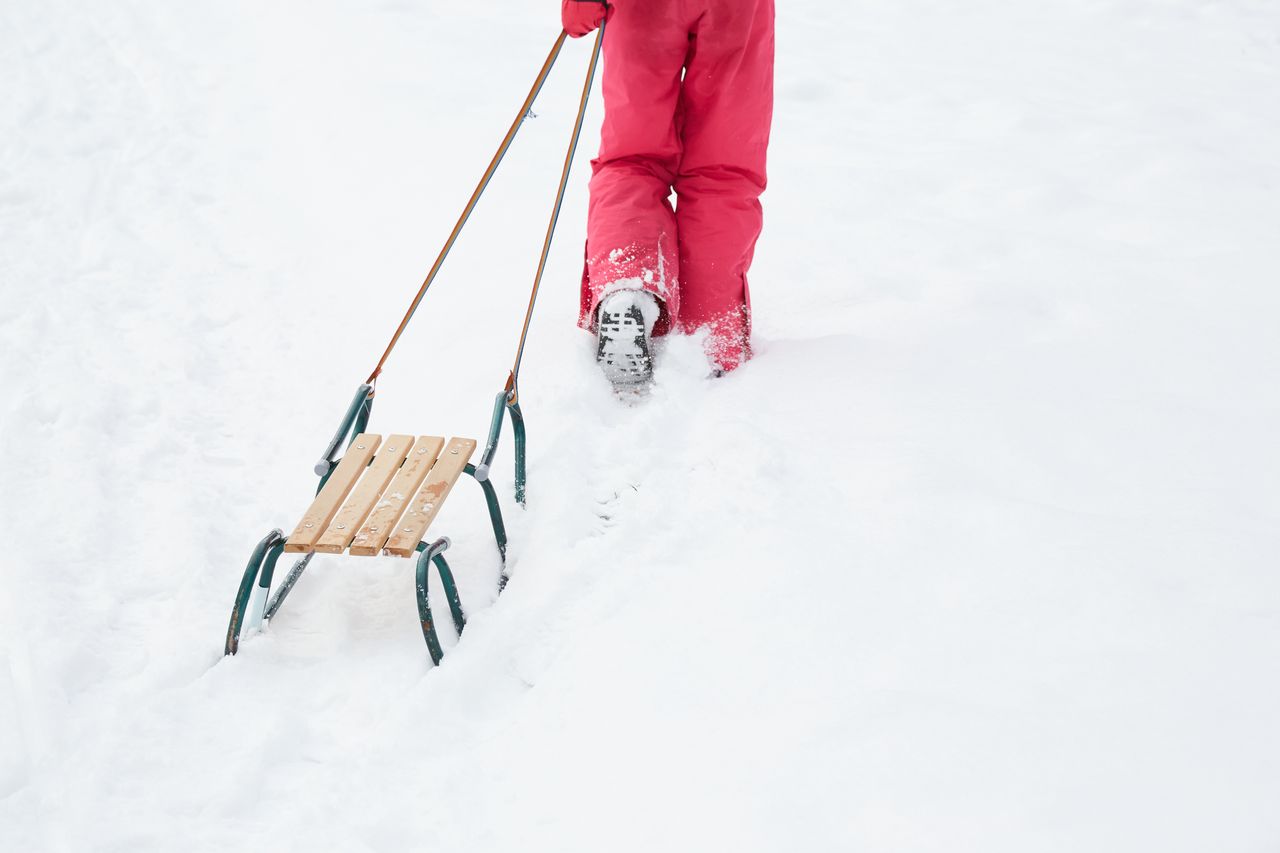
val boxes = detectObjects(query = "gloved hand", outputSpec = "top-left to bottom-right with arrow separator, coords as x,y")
561,0 -> 611,38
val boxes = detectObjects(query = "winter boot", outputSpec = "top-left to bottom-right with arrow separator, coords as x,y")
596,290 -> 659,388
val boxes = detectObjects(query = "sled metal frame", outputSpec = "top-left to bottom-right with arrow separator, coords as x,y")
224,383 -> 526,663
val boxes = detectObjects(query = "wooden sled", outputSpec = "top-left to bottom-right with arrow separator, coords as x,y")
223,28 -> 603,667
224,384 -> 524,665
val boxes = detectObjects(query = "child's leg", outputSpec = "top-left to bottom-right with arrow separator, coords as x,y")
578,0 -> 691,335
674,0 -> 775,370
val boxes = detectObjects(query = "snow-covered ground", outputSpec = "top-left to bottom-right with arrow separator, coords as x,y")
3,1 -> 1279,850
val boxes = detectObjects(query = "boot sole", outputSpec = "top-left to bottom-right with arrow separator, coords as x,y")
596,304 -> 653,387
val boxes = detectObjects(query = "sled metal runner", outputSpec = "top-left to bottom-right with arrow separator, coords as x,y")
223,24 -> 603,665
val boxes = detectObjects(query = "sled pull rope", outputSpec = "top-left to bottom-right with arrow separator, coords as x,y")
506,22 -> 605,404
366,32 -> 570,386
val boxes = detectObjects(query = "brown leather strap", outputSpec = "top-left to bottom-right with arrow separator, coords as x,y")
506,24 -> 606,403
366,32 -> 569,385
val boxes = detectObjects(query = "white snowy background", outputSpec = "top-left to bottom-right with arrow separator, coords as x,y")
2,1 -> 1279,850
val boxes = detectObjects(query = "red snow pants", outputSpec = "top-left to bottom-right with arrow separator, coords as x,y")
577,0 -> 775,371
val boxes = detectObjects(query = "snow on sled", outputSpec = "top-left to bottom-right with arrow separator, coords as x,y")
222,28 -> 603,666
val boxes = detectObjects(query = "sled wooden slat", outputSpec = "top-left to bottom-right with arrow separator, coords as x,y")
349,435 -> 446,556
285,433 -> 382,553
314,434 -> 415,554
384,437 -> 477,558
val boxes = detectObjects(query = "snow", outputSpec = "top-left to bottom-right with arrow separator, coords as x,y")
3,1 -> 1279,850
599,285 -> 661,335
